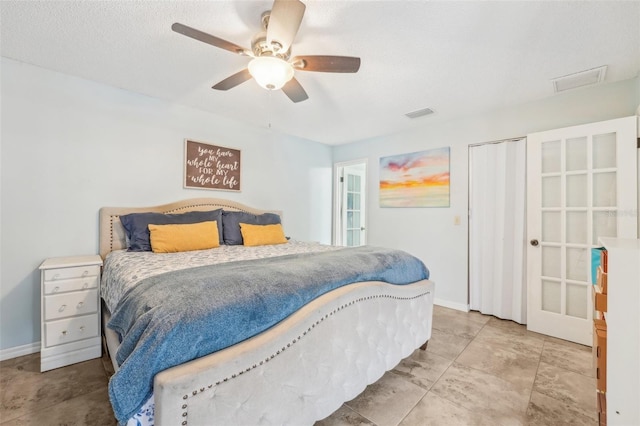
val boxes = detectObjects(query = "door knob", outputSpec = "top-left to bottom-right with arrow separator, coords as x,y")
530,239 -> 539,246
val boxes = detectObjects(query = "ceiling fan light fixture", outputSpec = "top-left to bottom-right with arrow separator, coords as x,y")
248,56 -> 294,90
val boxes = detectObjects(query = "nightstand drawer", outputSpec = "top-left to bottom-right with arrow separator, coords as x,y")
44,289 -> 98,321
43,265 -> 100,281
44,276 -> 98,295
44,315 -> 99,347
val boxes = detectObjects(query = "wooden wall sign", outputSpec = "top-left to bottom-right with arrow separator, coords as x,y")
184,139 -> 241,191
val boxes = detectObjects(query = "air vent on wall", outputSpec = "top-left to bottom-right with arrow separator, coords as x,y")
405,107 -> 435,119
551,65 -> 607,93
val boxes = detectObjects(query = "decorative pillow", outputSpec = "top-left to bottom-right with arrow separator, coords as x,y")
221,211 -> 281,245
120,209 -> 223,251
239,223 -> 288,247
148,221 -> 220,253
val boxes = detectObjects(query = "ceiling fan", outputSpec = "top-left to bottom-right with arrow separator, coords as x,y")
172,0 -> 360,103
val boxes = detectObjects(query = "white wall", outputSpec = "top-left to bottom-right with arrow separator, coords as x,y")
0,58 -> 333,352
333,77 -> 640,310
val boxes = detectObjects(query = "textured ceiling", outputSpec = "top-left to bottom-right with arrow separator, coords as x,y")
1,1 -> 639,145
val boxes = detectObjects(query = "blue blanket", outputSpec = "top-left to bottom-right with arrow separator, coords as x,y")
107,245 -> 429,423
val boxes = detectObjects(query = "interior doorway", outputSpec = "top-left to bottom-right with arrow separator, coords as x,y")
334,159 -> 367,246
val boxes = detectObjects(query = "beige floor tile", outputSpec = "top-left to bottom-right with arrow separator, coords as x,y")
475,322 -> 545,354
434,306 -> 491,326
0,354 -> 108,423
430,363 -> 529,424
399,392 -> 495,426
315,405 -> 375,426
455,337 -> 539,393
392,348 -> 452,390
485,316 -> 546,342
540,338 -> 594,377
526,390 -> 598,425
532,362 -> 597,418
455,322 -> 543,392
0,387 -> 116,426
425,328 -> 471,361
346,371 -> 426,426
432,306 -> 489,340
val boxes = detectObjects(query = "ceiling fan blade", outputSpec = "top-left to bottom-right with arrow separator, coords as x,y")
172,23 -> 249,55
282,77 -> 309,103
266,0 -> 306,53
292,55 -> 361,73
212,69 -> 252,90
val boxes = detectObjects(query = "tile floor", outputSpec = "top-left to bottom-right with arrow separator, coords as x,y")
0,306 -> 597,425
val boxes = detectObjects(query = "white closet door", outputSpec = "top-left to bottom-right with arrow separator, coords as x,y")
469,139 -> 527,323
527,116 -> 637,345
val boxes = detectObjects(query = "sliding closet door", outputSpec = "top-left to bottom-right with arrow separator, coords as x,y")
527,116 -> 637,345
469,138 -> 527,323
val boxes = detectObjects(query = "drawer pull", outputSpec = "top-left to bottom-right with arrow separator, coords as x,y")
82,282 -> 89,289
79,326 -> 85,332
76,302 -> 84,309
58,304 -> 67,312
53,286 -> 60,293
61,330 -> 67,336
81,270 -> 89,277
53,274 -> 60,280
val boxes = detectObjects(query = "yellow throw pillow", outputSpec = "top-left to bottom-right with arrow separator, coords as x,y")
149,221 -> 220,253
239,223 -> 288,247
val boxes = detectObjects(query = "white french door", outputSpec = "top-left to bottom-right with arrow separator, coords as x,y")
334,160 -> 367,247
527,116 -> 637,345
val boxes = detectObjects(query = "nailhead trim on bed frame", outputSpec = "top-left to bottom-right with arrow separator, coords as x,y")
177,290 -> 432,424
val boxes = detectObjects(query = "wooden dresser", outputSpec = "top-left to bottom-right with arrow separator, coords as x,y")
597,238 -> 640,426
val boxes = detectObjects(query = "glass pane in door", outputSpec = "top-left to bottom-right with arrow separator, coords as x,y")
542,212 -> 561,243
566,211 -> 587,244
566,247 -> 588,281
566,137 -> 587,171
593,133 -> 617,169
566,283 -> 588,319
566,174 -> 587,207
593,211 -> 617,244
542,177 -> 561,207
541,140 -> 561,173
542,246 -> 561,278
542,280 -> 561,313
593,172 -> 616,207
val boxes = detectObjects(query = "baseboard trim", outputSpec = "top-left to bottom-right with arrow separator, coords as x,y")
0,342 -> 40,361
434,298 -> 470,312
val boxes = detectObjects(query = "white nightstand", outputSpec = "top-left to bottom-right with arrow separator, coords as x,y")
39,255 -> 103,372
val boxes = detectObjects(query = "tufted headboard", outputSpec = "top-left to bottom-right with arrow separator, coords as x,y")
98,198 -> 282,259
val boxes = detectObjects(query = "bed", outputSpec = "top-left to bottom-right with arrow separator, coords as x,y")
99,198 -> 435,426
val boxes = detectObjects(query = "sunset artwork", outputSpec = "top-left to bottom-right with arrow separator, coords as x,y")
379,147 -> 450,207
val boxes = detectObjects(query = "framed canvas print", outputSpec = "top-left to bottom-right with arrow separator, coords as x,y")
184,139 -> 241,191
379,147 -> 450,207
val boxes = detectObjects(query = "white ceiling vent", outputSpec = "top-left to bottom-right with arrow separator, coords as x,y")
405,107 -> 435,119
551,65 -> 607,93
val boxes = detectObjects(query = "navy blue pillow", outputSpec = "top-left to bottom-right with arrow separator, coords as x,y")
222,211 -> 281,245
120,209 -> 223,252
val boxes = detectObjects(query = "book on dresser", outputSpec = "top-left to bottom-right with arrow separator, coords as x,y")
39,255 -> 103,372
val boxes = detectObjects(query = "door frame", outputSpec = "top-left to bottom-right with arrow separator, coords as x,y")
333,159 -> 368,246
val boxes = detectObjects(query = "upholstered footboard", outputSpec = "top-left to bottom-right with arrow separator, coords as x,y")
154,279 -> 434,426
